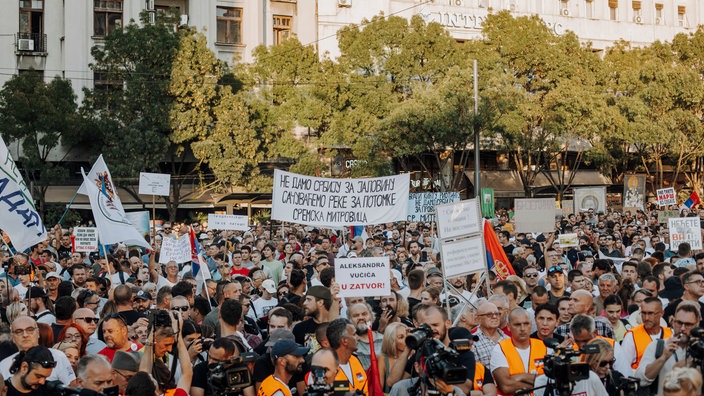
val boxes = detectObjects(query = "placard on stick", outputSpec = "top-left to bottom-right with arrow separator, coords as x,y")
669,217 -> 703,250
139,172 -> 171,196
435,199 -> 482,240
158,236 -> 192,264
439,235 -> 486,278
208,214 -> 249,231
73,227 -> 98,252
335,257 -> 390,297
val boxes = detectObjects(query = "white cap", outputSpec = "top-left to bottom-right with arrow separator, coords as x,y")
45,272 -> 61,280
262,279 -> 277,294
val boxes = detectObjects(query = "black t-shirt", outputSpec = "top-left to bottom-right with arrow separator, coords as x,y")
292,318 -> 320,346
664,298 -> 704,327
4,378 -> 45,396
530,331 -> 564,343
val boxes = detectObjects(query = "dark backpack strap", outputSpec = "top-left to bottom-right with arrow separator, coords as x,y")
35,311 -> 51,320
119,271 -> 125,285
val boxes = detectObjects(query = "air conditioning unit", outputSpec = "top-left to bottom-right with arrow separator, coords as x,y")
656,17 -> 662,24
18,39 -> 34,51
337,0 -> 351,7
509,3 -> 516,11
180,14 -> 189,26
561,8 -> 570,16
635,15 -> 643,23
146,0 -> 154,10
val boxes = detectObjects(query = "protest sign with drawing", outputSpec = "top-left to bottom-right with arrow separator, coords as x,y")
558,233 -> 579,248
335,257 -> 390,298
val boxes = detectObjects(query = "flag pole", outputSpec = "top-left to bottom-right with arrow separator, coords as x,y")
57,191 -> 79,226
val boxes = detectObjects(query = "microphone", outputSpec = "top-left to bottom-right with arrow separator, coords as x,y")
543,337 -> 560,349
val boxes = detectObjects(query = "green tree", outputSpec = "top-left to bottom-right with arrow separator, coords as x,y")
0,73 -> 84,216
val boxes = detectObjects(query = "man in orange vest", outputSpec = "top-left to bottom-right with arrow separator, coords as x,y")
616,296 -> 672,377
326,318 -> 367,395
258,339 -> 309,396
491,307 -> 551,395
569,314 -> 620,353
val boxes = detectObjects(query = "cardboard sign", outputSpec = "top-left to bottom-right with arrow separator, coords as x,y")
271,170 -> 409,227
657,210 -> 680,224
73,227 -> 98,252
208,214 -> 249,231
440,235 -> 486,278
407,192 -> 460,222
657,188 -> 677,206
514,198 -> 556,233
335,257 -> 390,298
558,233 -> 579,247
669,217 -> 703,250
139,172 -> 171,197
435,199 -> 482,239
158,236 -> 192,264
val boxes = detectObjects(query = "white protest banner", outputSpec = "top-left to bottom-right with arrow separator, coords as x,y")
0,137 -> 47,252
208,214 -> 249,231
558,233 -> 579,248
73,227 -> 98,252
514,198 -> 556,233
669,217 -> 703,250
335,256 -> 390,298
657,188 -> 677,207
440,235 -> 486,278
81,169 -> 150,249
435,199 -> 482,240
271,169 -> 409,227
159,236 -> 192,264
407,192 -> 461,222
139,172 -> 171,197
573,187 -> 607,213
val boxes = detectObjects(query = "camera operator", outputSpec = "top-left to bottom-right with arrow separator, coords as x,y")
635,301 -> 701,395
5,345 -> 56,396
306,347 -> 339,390
191,337 -> 256,396
580,338 -> 627,396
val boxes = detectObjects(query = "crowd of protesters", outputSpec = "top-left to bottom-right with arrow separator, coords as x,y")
0,203 -> 703,395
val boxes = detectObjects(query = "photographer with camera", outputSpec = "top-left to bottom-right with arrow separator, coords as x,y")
306,347 -> 339,394
635,301 -> 701,396
579,338 -> 628,396
191,337 -> 256,396
5,345 -> 55,396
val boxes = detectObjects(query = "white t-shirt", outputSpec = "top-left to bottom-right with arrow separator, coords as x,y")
156,275 -> 177,290
249,296 -> 278,319
0,348 -> 76,385
534,371 -> 606,396
490,342 -> 554,373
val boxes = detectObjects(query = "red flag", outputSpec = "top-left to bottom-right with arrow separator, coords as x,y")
484,220 -> 516,280
365,327 -> 384,396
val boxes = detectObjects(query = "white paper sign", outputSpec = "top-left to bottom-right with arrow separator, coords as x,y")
73,227 -> 98,252
657,188 -> 677,206
435,199 -> 482,240
159,236 -> 192,264
514,198 -> 556,233
558,233 -> 579,248
669,217 -> 703,250
573,187 -> 607,213
440,235 -> 486,278
335,257 -> 391,298
208,214 -> 249,231
407,192 -> 461,222
271,170 -> 409,227
139,172 -> 171,197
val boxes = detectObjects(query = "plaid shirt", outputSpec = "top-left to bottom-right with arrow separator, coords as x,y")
555,316 -> 615,339
471,326 -> 508,370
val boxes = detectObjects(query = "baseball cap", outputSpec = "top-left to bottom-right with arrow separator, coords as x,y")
271,339 -> 309,359
547,266 -> 563,276
306,285 -> 332,302
134,290 -> 151,301
45,272 -> 61,280
112,351 -> 140,372
28,286 -> 47,299
265,329 -> 295,347
262,279 -> 277,294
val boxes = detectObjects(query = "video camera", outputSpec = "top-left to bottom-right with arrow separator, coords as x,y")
686,327 -> 704,367
306,365 -> 334,396
405,324 -> 467,385
207,351 -> 257,396
526,338 -> 600,396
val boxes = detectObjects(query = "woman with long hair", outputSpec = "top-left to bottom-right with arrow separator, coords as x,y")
420,287 -> 441,306
53,341 -> 80,374
56,323 -> 88,357
377,322 -> 408,393
36,323 -> 54,348
6,302 -> 28,324
581,338 -> 625,395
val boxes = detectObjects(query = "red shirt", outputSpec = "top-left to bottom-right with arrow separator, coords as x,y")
98,342 -> 142,362
231,267 -> 250,277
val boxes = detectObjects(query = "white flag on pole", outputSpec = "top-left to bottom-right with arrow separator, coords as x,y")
81,169 -> 150,249
0,137 -> 47,252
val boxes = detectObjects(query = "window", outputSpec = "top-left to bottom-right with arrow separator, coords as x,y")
94,0 -> 123,37
609,0 -> 618,20
585,0 -> 593,19
216,6 -> 242,44
273,15 -> 292,45
94,71 -> 123,109
632,1 -> 642,22
655,3 -> 663,24
678,5 -> 686,27
19,0 -> 43,35
559,0 -> 568,15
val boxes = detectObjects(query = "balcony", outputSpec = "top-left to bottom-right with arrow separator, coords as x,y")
15,32 -> 47,55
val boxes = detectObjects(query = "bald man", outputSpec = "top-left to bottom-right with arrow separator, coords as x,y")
73,307 -> 107,354
553,289 -> 614,339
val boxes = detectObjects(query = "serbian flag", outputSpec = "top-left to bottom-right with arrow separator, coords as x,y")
365,327 -> 384,396
684,191 -> 701,209
189,228 -> 209,280
484,220 -> 515,280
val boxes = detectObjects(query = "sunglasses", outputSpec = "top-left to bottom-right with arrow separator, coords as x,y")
524,273 -> 539,278
172,306 -> 189,312
598,359 -> 615,368
76,317 -> 99,324
278,291 -> 288,296
33,360 -> 57,369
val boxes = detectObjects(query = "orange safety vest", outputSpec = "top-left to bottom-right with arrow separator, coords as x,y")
572,335 -> 615,351
257,375 -> 292,396
333,355 -> 367,395
627,324 -> 672,369
498,338 -> 548,376
474,362 -> 486,391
